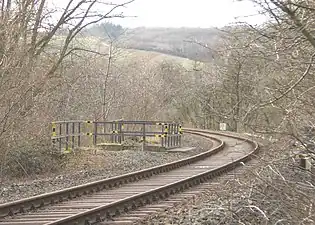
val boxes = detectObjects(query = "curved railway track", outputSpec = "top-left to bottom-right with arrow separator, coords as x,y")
0,128 -> 259,225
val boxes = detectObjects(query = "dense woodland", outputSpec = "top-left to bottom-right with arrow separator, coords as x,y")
0,0 -> 315,223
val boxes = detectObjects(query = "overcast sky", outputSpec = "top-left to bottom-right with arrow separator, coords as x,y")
47,0 -> 267,28
111,0 -> 267,28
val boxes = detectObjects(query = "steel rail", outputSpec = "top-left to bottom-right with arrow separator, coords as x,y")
44,129 -> 259,225
0,132 -> 223,219
0,129 -> 258,225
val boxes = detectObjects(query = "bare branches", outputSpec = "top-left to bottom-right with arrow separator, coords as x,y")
30,0 -> 46,54
42,0 -> 134,76
259,53 -> 315,107
269,0 -> 315,48
64,47 -> 109,57
0,0 -> 135,167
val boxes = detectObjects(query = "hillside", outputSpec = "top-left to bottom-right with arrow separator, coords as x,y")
122,27 -> 219,61
117,48 -> 196,69
52,35 -> 198,70
84,24 -> 220,61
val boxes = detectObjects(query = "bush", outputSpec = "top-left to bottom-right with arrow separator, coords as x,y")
1,139 -> 61,177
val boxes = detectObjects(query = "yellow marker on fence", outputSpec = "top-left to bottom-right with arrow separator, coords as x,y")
164,125 -> 168,133
179,125 -> 183,135
52,122 -> 57,137
155,134 -> 166,138
63,148 -> 72,154
84,121 -> 93,141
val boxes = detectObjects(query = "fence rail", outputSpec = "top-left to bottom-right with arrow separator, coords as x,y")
51,120 -> 183,153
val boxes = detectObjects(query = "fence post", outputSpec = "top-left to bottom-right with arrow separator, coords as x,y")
179,124 -> 182,147
171,123 -> 174,147
105,122 -> 109,143
93,122 -> 97,146
174,124 -> 176,147
176,123 -> 179,146
72,122 -> 75,151
111,122 -> 114,143
174,123 -> 177,147
59,123 -> 62,151
166,124 -> 170,148
65,122 -> 69,152
52,122 -> 56,145
161,125 -> 164,147
78,122 -> 81,147
164,124 -> 167,147
115,122 -> 118,143
169,123 -> 172,147
119,122 -> 123,143
142,123 -> 146,151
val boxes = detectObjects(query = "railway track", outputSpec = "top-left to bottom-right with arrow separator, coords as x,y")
0,128 -> 259,225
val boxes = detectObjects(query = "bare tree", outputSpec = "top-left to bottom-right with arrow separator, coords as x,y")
0,0 -> 135,175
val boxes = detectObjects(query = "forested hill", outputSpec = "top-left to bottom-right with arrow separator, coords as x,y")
83,23 -> 220,61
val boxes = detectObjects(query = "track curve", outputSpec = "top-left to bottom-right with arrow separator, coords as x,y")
0,129 -> 258,225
